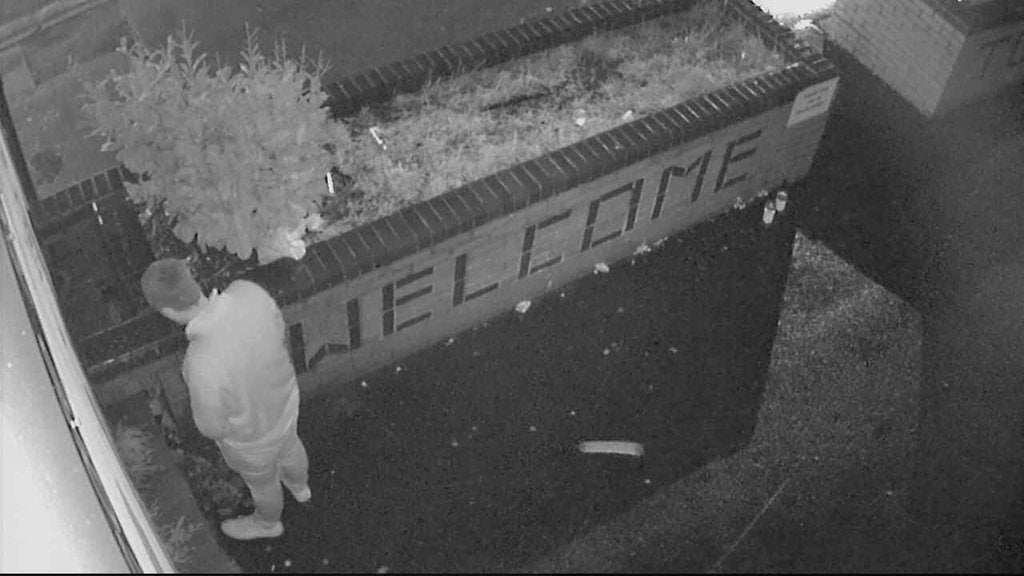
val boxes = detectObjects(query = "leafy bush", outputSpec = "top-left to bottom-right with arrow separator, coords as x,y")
83,26 -> 351,264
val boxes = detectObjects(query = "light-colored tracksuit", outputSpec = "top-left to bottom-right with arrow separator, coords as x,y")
182,280 -> 308,523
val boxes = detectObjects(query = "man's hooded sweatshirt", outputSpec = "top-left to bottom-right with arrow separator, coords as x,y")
182,280 -> 297,445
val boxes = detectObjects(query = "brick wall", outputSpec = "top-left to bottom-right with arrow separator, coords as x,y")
90,84 -> 835,421
45,0 -> 838,421
823,0 -> 1024,117
280,99 -> 833,397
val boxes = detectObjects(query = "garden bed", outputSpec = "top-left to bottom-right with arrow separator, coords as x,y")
310,2 -> 784,237
141,0 -> 787,289
33,0 -> 837,413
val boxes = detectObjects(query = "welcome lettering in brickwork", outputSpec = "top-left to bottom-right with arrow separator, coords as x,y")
288,124 -> 766,374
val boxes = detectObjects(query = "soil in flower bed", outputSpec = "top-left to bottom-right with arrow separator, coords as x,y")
314,1 -> 783,240
157,200 -> 796,573
145,1 -> 783,290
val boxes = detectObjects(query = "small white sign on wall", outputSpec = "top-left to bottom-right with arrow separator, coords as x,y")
787,77 -> 840,127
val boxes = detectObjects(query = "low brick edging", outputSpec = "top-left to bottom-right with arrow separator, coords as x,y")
102,393 -> 241,573
31,0 -> 838,394
822,0 -> 1024,117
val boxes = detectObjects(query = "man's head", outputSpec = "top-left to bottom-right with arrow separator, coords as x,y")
140,258 -> 208,325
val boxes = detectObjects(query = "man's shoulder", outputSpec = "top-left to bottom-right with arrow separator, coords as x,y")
219,280 -> 284,322
223,280 -> 275,303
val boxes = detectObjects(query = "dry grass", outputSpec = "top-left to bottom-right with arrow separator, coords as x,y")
313,2 -> 783,240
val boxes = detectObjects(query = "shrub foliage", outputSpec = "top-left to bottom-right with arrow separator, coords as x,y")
84,27 -> 349,263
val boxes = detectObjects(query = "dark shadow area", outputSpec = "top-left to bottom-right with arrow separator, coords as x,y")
216,203 -> 796,573
37,192 -> 153,340
792,40 -> 1024,573
793,41 -> 1024,316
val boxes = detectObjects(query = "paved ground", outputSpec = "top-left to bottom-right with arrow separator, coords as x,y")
5,1 -> 1023,573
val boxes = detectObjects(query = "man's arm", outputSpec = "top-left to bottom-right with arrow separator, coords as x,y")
183,361 -> 231,441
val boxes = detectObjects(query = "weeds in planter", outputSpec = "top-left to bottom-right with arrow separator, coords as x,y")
113,422 -> 203,567
175,444 -> 254,519
311,2 -> 783,243
152,423 -> 254,521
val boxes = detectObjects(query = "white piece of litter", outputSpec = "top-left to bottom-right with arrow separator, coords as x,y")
515,300 -> 532,314
621,109 -> 635,122
594,262 -> 610,274
360,380 -> 369,388
633,243 -> 651,256
369,126 -> 387,150
774,191 -> 789,213
578,441 -> 645,457
304,212 -> 325,232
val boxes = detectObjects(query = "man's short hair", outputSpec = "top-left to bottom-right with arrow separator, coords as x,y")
140,258 -> 203,312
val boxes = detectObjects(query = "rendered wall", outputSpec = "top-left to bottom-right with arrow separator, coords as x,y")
823,0 -> 1024,117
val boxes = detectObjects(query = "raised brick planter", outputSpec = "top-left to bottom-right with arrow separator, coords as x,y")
30,0 -> 838,417
822,0 -> 1024,118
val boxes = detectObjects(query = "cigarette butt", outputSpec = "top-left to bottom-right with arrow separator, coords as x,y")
578,440 -> 644,457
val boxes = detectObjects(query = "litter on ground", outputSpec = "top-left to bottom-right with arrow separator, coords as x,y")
578,441 -> 645,457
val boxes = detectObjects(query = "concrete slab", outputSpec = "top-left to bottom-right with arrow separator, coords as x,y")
16,0 -> 129,86
9,50 -> 124,200
0,46 -> 35,102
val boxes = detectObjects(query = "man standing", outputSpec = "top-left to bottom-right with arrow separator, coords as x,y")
141,258 -> 310,540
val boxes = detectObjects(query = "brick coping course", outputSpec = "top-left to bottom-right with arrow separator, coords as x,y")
29,0 -> 836,382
